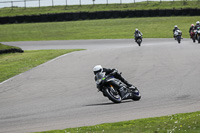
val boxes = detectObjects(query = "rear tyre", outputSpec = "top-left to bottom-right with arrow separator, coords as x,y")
104,87 -> 121,103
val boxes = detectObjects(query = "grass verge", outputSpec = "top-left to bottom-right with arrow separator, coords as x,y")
37,111 -> 200,133
0,49 -> 83,83
0,16 -> 200,42
0,1 -> 200,17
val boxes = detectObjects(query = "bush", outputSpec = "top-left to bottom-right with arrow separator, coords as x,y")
0,43 -> 24,54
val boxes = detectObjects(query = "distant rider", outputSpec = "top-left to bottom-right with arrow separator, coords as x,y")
189,24 -> 195,33
189,24 -> 195,38
194,21 -> 200,39
134,28 -> 143,42
93,65 -> 136,91
173,25 -> 180,38
194,21 -> 200,30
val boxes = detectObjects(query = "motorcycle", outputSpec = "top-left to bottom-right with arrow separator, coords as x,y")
190,30 -> 196,43
174,30 -> 182,44
135,33 -> 142,46
95,71 -> 141,103
195,29 -> 200,43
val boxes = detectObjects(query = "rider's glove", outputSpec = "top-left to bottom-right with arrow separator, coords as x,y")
112,69 -> 118,74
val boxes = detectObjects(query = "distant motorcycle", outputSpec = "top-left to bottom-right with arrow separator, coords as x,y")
190,30 -> 196,43
174,30 -> 182,44
135,33 -> 142,46
95,71 -> 141,103
195,29 -> 200,43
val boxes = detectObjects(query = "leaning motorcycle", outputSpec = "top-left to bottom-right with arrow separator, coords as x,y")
195,29 -> 200,43
95,71 -> 141,103
135,33 -> 142,46
190,30 -> 196,43
174,30 -> 182,44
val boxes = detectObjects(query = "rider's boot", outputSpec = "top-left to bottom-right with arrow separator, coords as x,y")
115,72 -> 136,90
120,79 -> 136,90
122,80 -> 137,91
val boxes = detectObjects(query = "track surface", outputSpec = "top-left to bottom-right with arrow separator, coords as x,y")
1,39 -> 200,133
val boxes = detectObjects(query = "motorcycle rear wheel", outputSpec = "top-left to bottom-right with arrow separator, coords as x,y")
104,87 -> 122,103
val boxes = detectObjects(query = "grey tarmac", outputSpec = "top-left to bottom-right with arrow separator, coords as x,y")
1,39 -> 200,133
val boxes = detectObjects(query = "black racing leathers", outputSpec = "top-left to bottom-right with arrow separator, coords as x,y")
95,68 -> 133,91
134,31 -> 142,41
195,24 -> 200,30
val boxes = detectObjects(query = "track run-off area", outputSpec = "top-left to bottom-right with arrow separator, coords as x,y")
1,39 -> 200,133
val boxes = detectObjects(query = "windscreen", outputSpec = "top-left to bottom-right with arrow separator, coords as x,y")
95,72 -> 106,84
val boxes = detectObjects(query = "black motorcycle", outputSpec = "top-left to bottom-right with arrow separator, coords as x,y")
195,29 -> 200,43
95,71 -> 141,103
135,33 -> 142,46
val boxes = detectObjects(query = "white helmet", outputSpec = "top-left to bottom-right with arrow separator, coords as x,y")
174,25 -> 177,28
196,21 -> 200,25
93,65 -> 103,75
135,28 -> 138,31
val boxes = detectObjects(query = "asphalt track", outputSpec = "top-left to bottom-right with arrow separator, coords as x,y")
1,39 -> 200,133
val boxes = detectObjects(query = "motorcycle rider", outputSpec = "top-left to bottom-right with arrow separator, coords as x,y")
194,21 -> 200,30
134,28 -> 143,42
93,65 -> 136,91
194,21 -> 200,39
189,24 -> 195,38
195,27 -> 200,39
173,25 -> 182,39
173,25 -> 179,38
189,24 -> 195,33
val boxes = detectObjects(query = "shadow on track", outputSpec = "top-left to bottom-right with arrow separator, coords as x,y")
85,100 -> 133,107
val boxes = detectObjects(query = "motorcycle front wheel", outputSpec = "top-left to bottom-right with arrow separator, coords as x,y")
132,88 -> 141,101
198,36 -> 200,43
177,36 -> 181,44
137,39 -> 141,46
104,86 -> 122,103
193,37 -> 196,43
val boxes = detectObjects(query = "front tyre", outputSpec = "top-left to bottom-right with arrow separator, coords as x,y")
198,36 -> 200,43
193,37 -> 196,43
177,36 -> 181,44
104,87 -> 122,103
137,39 -> 142,46
132,88 -> 141,101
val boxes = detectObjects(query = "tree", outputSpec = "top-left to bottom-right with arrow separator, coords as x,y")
93,0 -> 95,5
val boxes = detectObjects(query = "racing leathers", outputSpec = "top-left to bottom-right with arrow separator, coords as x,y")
195,24 -> 200,30
134,30 -> 143,41
95,68 -> 135,91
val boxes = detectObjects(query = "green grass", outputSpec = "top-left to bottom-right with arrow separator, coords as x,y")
0,1 -> 200,17
1,16 -> 200,42
36,111 -> 200,133
0,49 -> 83,83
